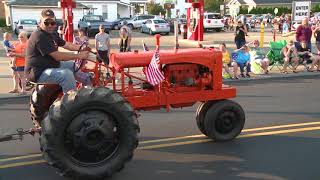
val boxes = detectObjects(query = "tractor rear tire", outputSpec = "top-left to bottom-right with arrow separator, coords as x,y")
203,100 -> 245,141
39,86 -> 139,180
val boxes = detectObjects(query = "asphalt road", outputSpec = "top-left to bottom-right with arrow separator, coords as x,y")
0,76 -> 320,180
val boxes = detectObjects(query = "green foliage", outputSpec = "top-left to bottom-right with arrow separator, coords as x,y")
134,4 -> 141,14
0,18 -> 6,27
312,4 -> 320,12
240,7 -> 291,15
147,0 -> 166,15
204,0 -> 223,12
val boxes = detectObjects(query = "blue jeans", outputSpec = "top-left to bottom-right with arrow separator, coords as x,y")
237,62 -> 251,73
37,61 -> 91,93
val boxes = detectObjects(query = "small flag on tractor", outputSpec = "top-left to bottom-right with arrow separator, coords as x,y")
144,47 -> 164,86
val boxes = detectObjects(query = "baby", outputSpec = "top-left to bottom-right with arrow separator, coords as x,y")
3,32 -> 16,66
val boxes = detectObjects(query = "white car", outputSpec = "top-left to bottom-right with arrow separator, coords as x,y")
14,19 -> 38,36
126,15 -> 156,29
140,19 -> 170,35
203,13 -> 224,32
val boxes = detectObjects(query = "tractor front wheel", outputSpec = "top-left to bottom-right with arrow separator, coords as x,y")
39,87 -> 139,180
203,100 -> 245,141
195,101 -> 215,136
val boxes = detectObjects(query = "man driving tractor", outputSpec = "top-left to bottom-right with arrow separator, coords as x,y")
25,9 -> 92,93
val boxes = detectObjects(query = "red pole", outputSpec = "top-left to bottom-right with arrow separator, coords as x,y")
198,0 -> 204,41
273,28 -> 276,41
155,34 -> 161,49
62,0 -> 75,42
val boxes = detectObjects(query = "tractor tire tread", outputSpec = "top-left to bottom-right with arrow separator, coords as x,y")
40,86 -> 139,180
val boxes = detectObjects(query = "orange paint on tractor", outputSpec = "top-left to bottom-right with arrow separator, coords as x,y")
108,47 -> 236,111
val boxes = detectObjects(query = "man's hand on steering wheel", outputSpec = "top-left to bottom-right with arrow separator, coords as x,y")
80,46 -> 92,52
77,51 -> 89,59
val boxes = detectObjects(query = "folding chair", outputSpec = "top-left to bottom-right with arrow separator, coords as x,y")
267,40 -> 287,71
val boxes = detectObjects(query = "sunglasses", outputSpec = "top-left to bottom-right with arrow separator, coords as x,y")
44,19 -> 56,26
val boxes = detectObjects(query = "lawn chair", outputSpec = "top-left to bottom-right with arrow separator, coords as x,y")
294,41 -> 310,70
267,40 -> 287,71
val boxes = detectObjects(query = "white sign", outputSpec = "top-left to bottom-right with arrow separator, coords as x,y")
185,3 -> 192,8
229,5 -> 240,17
220,5 -> 224,11
274,8 -> 278,15
292,1 -> 311,21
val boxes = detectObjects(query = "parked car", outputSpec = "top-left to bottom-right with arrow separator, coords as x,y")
14,19 -> 38,35
126,15 -> 156,29
168,18 -> 186,33
78,15 -> 112,36
111,17 -> 131,30
203,13 -> 224,32
140,19 -> 170,35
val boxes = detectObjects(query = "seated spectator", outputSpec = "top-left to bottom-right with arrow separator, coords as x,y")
250,40 -> 270,74
281,40 -> 299,73
219,43 -> 237,79
296,41 -> 320,72
235,45 -> 251,78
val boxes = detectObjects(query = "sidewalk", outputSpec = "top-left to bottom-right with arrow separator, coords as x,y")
0,56 -> 319,100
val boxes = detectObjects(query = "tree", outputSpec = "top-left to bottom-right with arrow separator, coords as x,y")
204,0 -> 223,12
312,4 -> 320,12
147,0 -> 166,15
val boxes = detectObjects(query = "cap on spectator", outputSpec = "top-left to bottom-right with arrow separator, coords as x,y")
41,9 -> 55,19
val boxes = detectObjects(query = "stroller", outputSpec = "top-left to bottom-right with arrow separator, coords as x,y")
267,40 -> 287,71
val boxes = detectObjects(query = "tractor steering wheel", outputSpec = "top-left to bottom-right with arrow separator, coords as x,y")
73,41 -> 87,72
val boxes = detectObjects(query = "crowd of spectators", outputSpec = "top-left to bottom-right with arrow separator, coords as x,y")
2,13 -> 320,94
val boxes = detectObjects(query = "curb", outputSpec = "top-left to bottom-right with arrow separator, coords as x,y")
223,72 -> 320,86
0,94 -> 30,101
0,72 -> 319,101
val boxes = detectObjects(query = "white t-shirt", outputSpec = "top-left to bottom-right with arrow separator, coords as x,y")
95,32 -> 110,51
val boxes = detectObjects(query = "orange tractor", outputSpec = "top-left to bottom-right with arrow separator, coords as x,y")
1,36 -> 245,180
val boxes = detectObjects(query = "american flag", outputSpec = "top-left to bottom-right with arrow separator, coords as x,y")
144,47 -> 165,86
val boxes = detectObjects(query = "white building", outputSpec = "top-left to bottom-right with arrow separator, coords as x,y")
77,0 -> 132,21
3,0 -> 86,29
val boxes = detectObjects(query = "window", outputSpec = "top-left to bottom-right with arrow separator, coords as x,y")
85,15 -> 103,21
144,15 -> 154,20
207,14 -> 221,19
102,5 -> 108,19
153,20 -> 166,24
21,19 -> 37,25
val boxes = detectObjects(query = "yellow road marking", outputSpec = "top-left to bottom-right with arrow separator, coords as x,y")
0,154 -> 42,163
0,160 -> 45,169
139,126 -> 320,150
140,121 -> 320,144
1,122 -> 320,169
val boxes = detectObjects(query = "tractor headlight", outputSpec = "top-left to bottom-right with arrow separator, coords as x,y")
87,22 -> 91,26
